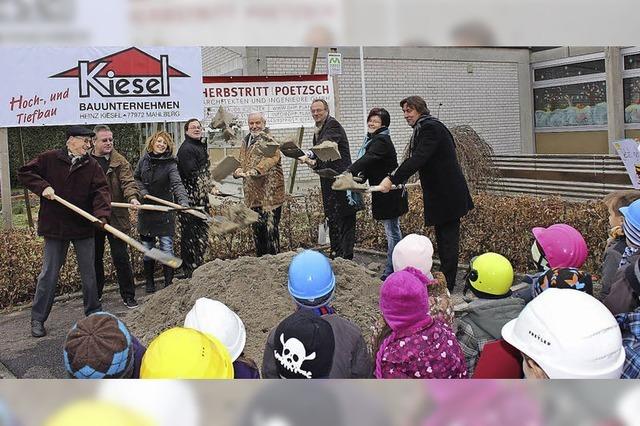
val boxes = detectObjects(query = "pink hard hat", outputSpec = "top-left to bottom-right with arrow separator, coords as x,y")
531,224 -> 588,269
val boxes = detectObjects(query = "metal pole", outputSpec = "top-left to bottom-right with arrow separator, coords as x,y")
0,128 -> 12,229
359,46 -> 368,133
18,128 -> 34,228
288,47 -> 319,194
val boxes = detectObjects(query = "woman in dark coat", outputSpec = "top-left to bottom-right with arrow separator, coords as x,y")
349,108 -> 408,280
134,131 -> 190,293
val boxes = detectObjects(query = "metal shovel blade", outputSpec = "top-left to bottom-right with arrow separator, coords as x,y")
146,248 -> 183,268
280,140 -> 306,159
315,168 -> 340,178
211,156 -> 241,182
311,140 -> 341,162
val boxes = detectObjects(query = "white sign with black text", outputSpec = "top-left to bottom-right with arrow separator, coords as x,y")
202,75 -> 335,129
0,46 -> 203,127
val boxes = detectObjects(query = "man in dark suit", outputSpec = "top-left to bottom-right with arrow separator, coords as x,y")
299,99 -> 357,260
379,96 -> 473,291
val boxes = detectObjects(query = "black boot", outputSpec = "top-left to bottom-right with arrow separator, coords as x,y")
163,265 -> 174,288
144,260 -> 156,294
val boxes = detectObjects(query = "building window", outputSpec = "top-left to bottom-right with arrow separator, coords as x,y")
623,77 -> 640,124
533,56 -> 607,130
624,53 -> 640,71
534,81 -> 607,128
534,60 -> 605,81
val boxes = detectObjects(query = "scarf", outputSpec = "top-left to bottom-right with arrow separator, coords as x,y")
620,246 -> 640,269
357,127 -> 390,159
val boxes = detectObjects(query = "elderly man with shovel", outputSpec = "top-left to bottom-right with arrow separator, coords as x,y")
232,112 -> 285,256
18,125 -> 111,338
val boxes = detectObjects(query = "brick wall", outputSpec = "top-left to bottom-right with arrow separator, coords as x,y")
264,53 -> 523,190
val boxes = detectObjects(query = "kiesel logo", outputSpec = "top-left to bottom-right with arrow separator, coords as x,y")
50,47 -> 190,98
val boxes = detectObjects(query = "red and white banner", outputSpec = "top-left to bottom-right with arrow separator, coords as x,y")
202,75 -> 335,129
0,47 -> 203,127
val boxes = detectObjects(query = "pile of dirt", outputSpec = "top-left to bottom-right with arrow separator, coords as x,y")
126,251 -> 382,364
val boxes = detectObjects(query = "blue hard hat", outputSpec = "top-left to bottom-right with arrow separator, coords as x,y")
288,250 -> 336,304
620,199 -> 640,228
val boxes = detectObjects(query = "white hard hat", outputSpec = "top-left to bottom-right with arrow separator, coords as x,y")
392,234 -> 434,276
184,298 -> 246,361
96,381 -> 200,426
501,288 -> 625,379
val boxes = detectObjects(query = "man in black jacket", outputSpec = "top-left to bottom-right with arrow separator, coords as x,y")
379,96 -> 473,291
299,99 -> 357,259
176,118 -> 210,278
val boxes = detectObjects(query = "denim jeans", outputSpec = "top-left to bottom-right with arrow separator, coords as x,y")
382,217 -> 403,279
140,235 -> 174,262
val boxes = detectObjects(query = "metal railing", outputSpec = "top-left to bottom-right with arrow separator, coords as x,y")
482,154 -> 634,201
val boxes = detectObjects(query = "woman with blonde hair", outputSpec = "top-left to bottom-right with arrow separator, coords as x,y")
134,131 -> 190,293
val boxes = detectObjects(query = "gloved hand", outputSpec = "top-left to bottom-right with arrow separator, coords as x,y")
42,186 -> 55,200
93,217 -> 109,230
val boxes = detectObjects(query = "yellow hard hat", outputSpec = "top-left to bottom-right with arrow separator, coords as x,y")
140,327 -> 234,379
465,252 -> 514,297
45,400 -> 155,426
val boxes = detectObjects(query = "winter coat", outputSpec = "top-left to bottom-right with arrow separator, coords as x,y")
233,358 -> 261,379
603,254 -> 640,315
600,236 -> 627,299
134,151 -> 190,237
616,309 -> 640,379
349,127 -> 408,220
238,132 -> 285,210
91,149 -> 140,233
471,339 -> 523,379
131,335 -> 146,379
391,114 -> 473,226
455,297 -> 525,376
18,149 -> 111,240
375,316 -> 468,379
177,136 -> 211,208
262,312 -> 372,378
311,116 -> 356,218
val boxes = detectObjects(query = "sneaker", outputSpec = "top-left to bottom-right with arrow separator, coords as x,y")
123,298 -> 139,309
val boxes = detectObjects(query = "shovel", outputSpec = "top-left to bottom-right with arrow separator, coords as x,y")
53,195 -> 182,268
314,168 -> 340,179
111,202 -> 205,213
310,140 -> 341,162
368,182 -> 421,192
144,194 -> 212,222
211,156 -> 241,182
280,140 -> 306,159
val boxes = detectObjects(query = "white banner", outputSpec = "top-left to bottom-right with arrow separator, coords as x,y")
613,138 -> 640,189
0,47 -> 204,127
202,75 -> 335,129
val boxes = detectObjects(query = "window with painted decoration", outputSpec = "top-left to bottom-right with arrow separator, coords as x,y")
623,53 -> 640,124
533,58 -> 607,129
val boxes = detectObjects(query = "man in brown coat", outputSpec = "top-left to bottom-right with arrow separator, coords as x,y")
90,125 -> 140,308
233,112 -> 285,256
18,125 -> 111,337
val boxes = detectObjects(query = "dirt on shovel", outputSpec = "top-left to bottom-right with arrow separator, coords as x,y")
311,140 -> 341,162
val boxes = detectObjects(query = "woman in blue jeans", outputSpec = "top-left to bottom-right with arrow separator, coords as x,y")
348,108 -> 409,280
134,131 -> 190,293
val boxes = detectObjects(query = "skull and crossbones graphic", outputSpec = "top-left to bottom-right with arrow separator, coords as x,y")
274,333 -> 316,378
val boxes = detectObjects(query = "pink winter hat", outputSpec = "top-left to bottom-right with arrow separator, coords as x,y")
380,267 -> 431,331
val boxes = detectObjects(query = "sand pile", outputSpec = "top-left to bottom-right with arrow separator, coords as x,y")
126,251 -> 382,364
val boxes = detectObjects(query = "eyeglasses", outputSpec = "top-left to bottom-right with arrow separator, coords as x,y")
74,136 -> 92,143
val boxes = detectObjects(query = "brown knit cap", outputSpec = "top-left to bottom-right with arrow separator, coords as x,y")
63,312 -> 133,379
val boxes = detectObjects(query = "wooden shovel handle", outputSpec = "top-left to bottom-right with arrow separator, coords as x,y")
369,182 -> 421,192
111,202 -> 173,212
144,194 -> 209,221
53,195 -> 147,253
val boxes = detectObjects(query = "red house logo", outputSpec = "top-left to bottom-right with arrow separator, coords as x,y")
50,47 -> 190,98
